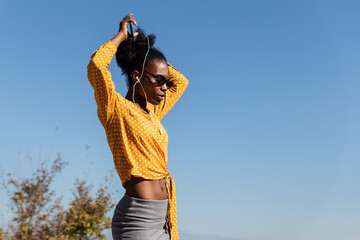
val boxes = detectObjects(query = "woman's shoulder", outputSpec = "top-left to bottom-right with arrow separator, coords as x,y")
115,94 -> 140,115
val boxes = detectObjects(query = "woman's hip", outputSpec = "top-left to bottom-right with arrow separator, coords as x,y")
112,194 -> 170,240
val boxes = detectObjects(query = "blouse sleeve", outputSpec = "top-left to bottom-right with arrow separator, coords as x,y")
153,64 -> 189,120
87,41 -> 118,125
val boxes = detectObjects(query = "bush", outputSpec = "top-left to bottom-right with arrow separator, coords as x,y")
1,154 -> 115,240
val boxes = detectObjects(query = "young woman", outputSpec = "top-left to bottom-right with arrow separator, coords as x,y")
87,14 -> 188,240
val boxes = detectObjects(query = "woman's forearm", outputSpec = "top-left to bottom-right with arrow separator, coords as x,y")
111,32 -> 127,48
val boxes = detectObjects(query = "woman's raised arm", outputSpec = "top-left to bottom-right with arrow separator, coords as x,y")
87,14 -> 138,125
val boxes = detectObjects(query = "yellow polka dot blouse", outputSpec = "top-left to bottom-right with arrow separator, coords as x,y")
87,41 -> 188,240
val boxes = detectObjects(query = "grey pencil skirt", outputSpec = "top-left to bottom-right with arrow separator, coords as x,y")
111,194 -> 170,240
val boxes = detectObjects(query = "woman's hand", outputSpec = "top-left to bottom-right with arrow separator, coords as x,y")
111,13 -> 138,47
119,13 -> 138,40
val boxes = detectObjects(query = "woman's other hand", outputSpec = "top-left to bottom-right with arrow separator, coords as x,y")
111,13 -> 138,47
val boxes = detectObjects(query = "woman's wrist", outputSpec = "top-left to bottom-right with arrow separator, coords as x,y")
111,31 -> 127,47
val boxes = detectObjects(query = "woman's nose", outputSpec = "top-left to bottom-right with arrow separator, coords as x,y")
160,83 -> 167,91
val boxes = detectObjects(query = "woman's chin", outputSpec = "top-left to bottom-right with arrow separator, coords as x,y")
150,96 -> 164,105
150,100 -> 161,105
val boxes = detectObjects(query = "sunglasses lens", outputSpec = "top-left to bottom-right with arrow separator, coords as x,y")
157,80 -> 166,86
166,81 -> 174,88
157,79 -> 173,88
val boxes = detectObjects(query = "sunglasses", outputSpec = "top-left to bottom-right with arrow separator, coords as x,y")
143,70 -> 174,88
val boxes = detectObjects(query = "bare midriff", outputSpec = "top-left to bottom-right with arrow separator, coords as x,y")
125,177 -> 168,200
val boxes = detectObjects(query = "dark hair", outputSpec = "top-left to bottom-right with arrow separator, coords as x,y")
115,29 -> 167,88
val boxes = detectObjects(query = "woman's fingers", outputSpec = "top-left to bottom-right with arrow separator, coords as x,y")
119,13 -> 138,39
122,13 -> 137,27
127,13 -> 137,25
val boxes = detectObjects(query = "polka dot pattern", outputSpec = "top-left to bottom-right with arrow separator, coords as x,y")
87,41 -> 188,240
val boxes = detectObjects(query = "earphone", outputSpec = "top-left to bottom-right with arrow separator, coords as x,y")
131,24 -> 150,107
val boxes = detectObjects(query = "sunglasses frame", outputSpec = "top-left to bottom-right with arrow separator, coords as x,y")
143,70 -> 173,88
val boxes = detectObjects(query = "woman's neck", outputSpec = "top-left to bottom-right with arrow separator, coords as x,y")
125,88 -> 148,113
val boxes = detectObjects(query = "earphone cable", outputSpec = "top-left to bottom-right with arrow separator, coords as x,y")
132,25 -> 150,106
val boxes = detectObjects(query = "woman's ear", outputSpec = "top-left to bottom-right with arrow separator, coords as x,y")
130,70 -> 140,84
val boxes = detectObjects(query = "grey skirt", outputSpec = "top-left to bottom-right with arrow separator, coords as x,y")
111,194 -> 170,240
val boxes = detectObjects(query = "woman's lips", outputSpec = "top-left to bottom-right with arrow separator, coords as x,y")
157,95 -> 164,101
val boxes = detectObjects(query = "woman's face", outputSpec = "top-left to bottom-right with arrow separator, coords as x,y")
138,59 -> 170,105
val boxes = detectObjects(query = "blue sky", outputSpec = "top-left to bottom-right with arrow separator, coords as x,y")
1,0 -> 360,239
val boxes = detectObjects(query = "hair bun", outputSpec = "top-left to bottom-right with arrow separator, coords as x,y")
116,29 -> 155,74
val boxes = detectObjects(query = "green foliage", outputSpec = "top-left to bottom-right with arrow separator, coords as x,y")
1,154 -> 115,240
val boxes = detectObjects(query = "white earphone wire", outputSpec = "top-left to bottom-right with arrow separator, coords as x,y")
132,25 -> 150,108
130,25 -> 162,134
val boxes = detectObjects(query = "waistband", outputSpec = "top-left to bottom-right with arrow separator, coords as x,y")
116,194 -> 169,220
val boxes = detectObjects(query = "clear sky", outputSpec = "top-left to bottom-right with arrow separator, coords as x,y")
1,0 -> 360,239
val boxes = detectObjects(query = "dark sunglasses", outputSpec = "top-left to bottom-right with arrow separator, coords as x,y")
143,70 -> 173,88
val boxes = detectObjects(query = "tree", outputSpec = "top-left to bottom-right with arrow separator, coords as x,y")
1,154 -> 115,240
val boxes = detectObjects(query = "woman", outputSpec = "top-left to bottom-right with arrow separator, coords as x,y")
87,13 -> 188,240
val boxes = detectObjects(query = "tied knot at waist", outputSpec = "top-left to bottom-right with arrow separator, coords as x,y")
165,174 -> 178,240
